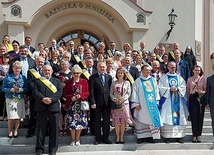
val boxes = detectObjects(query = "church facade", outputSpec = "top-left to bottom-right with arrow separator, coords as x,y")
0,0 -> 213,76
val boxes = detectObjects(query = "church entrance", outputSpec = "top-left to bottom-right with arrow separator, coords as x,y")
56,30 -> 109,51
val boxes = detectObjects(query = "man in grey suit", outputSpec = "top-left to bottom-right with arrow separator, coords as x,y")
206,64 -> 214,142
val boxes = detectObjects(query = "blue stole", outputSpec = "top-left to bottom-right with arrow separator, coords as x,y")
140,78 -> 161,127
167,75 -> 180,125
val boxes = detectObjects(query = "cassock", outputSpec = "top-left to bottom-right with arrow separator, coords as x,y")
158,72 -> 189,138
130,75 -> 163,139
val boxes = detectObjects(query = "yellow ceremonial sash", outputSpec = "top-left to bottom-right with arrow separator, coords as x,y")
123,66 -> 134,84
28,50 -> 32,57
141,59 -> 153,70
169,51 -> 175,60
38,77 -> 57,93
156,55 -> 163,62
29,69 -> 41,79
73,55 -> 81,63
137,50 -> 142,55
107,50 -> 113,57
79,60 -> 86,69
82,69 -> 90,80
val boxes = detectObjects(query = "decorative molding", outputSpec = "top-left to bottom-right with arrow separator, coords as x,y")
11,4 -> 21,17
136,12 -> 145,24
130,0 -> 153,13
195,40 -> 201,61
1,0 -> 17,5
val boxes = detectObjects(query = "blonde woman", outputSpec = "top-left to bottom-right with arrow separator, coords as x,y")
2,61 -> 28,138
121,43 -> 132,58
112,51 -> 122,71
2,35 -> 13,52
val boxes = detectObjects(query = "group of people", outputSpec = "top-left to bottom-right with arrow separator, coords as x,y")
0,34 -> 214,155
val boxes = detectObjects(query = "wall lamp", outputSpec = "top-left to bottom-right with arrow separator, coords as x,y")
166,8 -> 178,40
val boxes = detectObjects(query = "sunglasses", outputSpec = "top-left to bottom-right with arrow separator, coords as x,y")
73,72 -> 80,74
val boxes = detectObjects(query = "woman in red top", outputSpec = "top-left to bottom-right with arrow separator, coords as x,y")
63,64 -> 89,146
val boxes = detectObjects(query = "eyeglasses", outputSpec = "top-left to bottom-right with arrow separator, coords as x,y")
73,72 -> 80,74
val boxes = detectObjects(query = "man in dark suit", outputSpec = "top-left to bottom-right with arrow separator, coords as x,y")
25,36 -> 36,53
80,56 -> 98,135
67,40 -> 77,55
49,39 -> 57,55
89,62 -> 112,145
124,56 -> 140,82
168,42 -> 184,62
106,41 -> 118,57
206,64 -> 214,142
9,45 -> 36,78
26,56 -> 45,138
34,65 -> 62,155
71,44 -> 84,66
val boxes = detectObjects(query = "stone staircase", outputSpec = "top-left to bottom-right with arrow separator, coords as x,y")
0,110 -> 213,154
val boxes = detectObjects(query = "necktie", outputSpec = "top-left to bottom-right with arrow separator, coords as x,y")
38,69 -> 42,75
100,74 -> 105,86
126,66 -> 129,71
88,68 -> 91,75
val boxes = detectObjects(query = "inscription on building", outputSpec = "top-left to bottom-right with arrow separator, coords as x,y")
44,3 -> 115,23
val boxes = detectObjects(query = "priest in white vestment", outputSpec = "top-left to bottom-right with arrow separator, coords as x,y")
158,61 -> 189,143
131,64 -> 163,143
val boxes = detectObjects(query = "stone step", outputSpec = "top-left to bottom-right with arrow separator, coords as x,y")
0,125 -> 212,137
203,111 -> 211,119
0,118 -> 212,128
1,142 -> 214,154
0,131 -> 213,146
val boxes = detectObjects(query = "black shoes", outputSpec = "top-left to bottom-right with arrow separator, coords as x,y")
146,137 -> 155,143
8,135 -> 13,138
94,139 -> 112,145
94,140 -> 101,145
115,141 -> 124,144
49,152 -> 56,155
165,138 -> 170,143
26,130 -> 34,138
137,138 -> 145,144
26,132 -> 33,138
102,139 -> 112,144
36,150 -> 43,155
176,138 -> 184,143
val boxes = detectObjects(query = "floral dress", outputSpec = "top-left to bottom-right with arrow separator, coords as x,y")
67,82 -> 88,130
111,82 -> 130,126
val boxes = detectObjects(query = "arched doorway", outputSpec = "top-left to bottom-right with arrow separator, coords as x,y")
56,30 -> 109,51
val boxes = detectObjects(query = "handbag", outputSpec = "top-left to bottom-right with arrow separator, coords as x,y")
110,100 -> 122,109
110,81 -> 124,109
81,101 -> 90,111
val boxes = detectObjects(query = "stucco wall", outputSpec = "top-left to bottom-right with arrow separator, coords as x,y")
0,0 -> 8,41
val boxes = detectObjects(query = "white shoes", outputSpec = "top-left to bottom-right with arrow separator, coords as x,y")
75,141 -> 81,146
70,141 -> 81,146
70,141 -> 75,146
